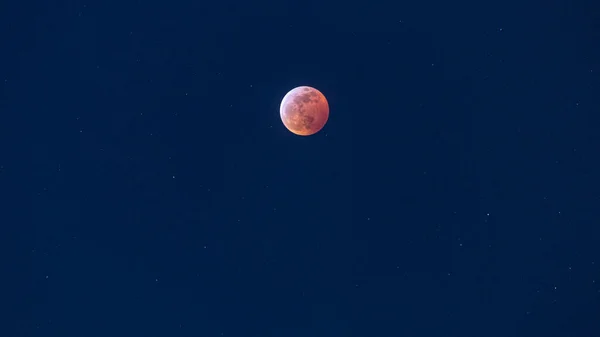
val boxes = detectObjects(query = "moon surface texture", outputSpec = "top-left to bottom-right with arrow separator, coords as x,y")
280,86 -> 329,136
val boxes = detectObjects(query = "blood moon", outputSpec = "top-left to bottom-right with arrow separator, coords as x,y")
279,86 -> 329,136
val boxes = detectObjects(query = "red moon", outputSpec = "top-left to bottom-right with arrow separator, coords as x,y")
280,86 -> 329,136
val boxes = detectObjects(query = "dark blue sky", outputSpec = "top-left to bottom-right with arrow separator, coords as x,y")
4,0 -> 600,336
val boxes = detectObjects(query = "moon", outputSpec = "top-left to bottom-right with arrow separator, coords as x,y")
280,86 -> 329,136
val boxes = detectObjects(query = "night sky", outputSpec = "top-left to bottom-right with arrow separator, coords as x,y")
4,0 -> 600,336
